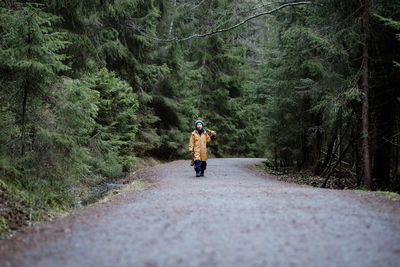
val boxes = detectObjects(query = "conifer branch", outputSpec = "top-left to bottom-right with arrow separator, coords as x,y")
130,1 -> 313,43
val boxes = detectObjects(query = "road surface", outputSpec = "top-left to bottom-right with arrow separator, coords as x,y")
1,158 -> 399,266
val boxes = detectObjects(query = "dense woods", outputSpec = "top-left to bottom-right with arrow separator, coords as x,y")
1,0 -> 399,232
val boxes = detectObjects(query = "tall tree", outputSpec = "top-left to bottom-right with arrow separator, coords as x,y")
0,3 -> 69,155
362,0 -> 371,189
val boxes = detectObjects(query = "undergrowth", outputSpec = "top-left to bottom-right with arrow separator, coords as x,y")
254,160 -> 355,189
0,157 -> 160,239
254,160 -> 400,200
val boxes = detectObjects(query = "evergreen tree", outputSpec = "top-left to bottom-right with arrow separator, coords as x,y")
0,3 -> 69,155
91,68 -> 139,172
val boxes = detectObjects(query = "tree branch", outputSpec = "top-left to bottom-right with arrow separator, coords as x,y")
129,1 -> 313,43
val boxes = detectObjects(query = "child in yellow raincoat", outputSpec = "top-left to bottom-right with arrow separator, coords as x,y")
189,120 -> 216,177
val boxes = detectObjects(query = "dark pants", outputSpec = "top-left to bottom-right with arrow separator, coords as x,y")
194,160 -> 207,174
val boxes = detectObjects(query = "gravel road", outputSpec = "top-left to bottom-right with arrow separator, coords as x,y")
1,158 -> 399,267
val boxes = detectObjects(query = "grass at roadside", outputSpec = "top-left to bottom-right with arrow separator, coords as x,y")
353,189 -> 400,201
99,179 -> 152,203
0,157 -> 161,239
374,191 -> 400,200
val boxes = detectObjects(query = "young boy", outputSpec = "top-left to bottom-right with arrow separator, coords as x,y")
189,120 -> 216,177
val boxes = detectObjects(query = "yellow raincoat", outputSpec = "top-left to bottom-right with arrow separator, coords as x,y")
189,130 -> 213,161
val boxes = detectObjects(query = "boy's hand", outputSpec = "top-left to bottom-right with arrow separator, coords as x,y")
211,131 -> 216,136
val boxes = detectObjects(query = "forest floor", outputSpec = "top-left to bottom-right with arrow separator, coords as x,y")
253,162 -> 400,200
0,158 -> 399,266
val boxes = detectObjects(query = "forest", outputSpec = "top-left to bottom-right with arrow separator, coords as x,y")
0,0 -> 399,232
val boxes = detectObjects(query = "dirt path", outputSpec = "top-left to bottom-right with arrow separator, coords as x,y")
1,158 -> 400,267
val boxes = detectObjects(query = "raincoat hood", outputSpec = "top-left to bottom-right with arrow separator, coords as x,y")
194,120 -> 204,128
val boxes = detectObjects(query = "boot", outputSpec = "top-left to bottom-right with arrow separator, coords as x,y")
200,171 -> 204,176
196,171 -> 201,177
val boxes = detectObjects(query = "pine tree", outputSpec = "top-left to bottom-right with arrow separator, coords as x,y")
0,3 -> 69,155
91,68 -> 139,171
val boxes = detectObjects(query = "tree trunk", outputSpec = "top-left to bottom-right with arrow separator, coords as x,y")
362,0 -> 372,189
317,111 -> 345,175
321,114 -> 351,176
318,138 -> 335,175
21,15 -> 32,155
168,0 -> 177,37
354,118 -> 362,187
188,12 -> 194,49
197,84 -> 202,109
395,136 -> 399,178
21,85 -> 28,155
395,136 -> 400,192
322,138 -> 355,188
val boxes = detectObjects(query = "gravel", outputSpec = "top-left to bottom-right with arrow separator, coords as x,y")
1,158 -> 399,267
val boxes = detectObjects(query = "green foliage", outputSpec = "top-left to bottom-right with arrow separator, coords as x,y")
0,1 -> 142,227
241,1 -> 365,169
0,3 -> 69,77
186,32 -> 253,157
0,3 -> 78,213
1,0 -> 399,233
91,69 -> 139,171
